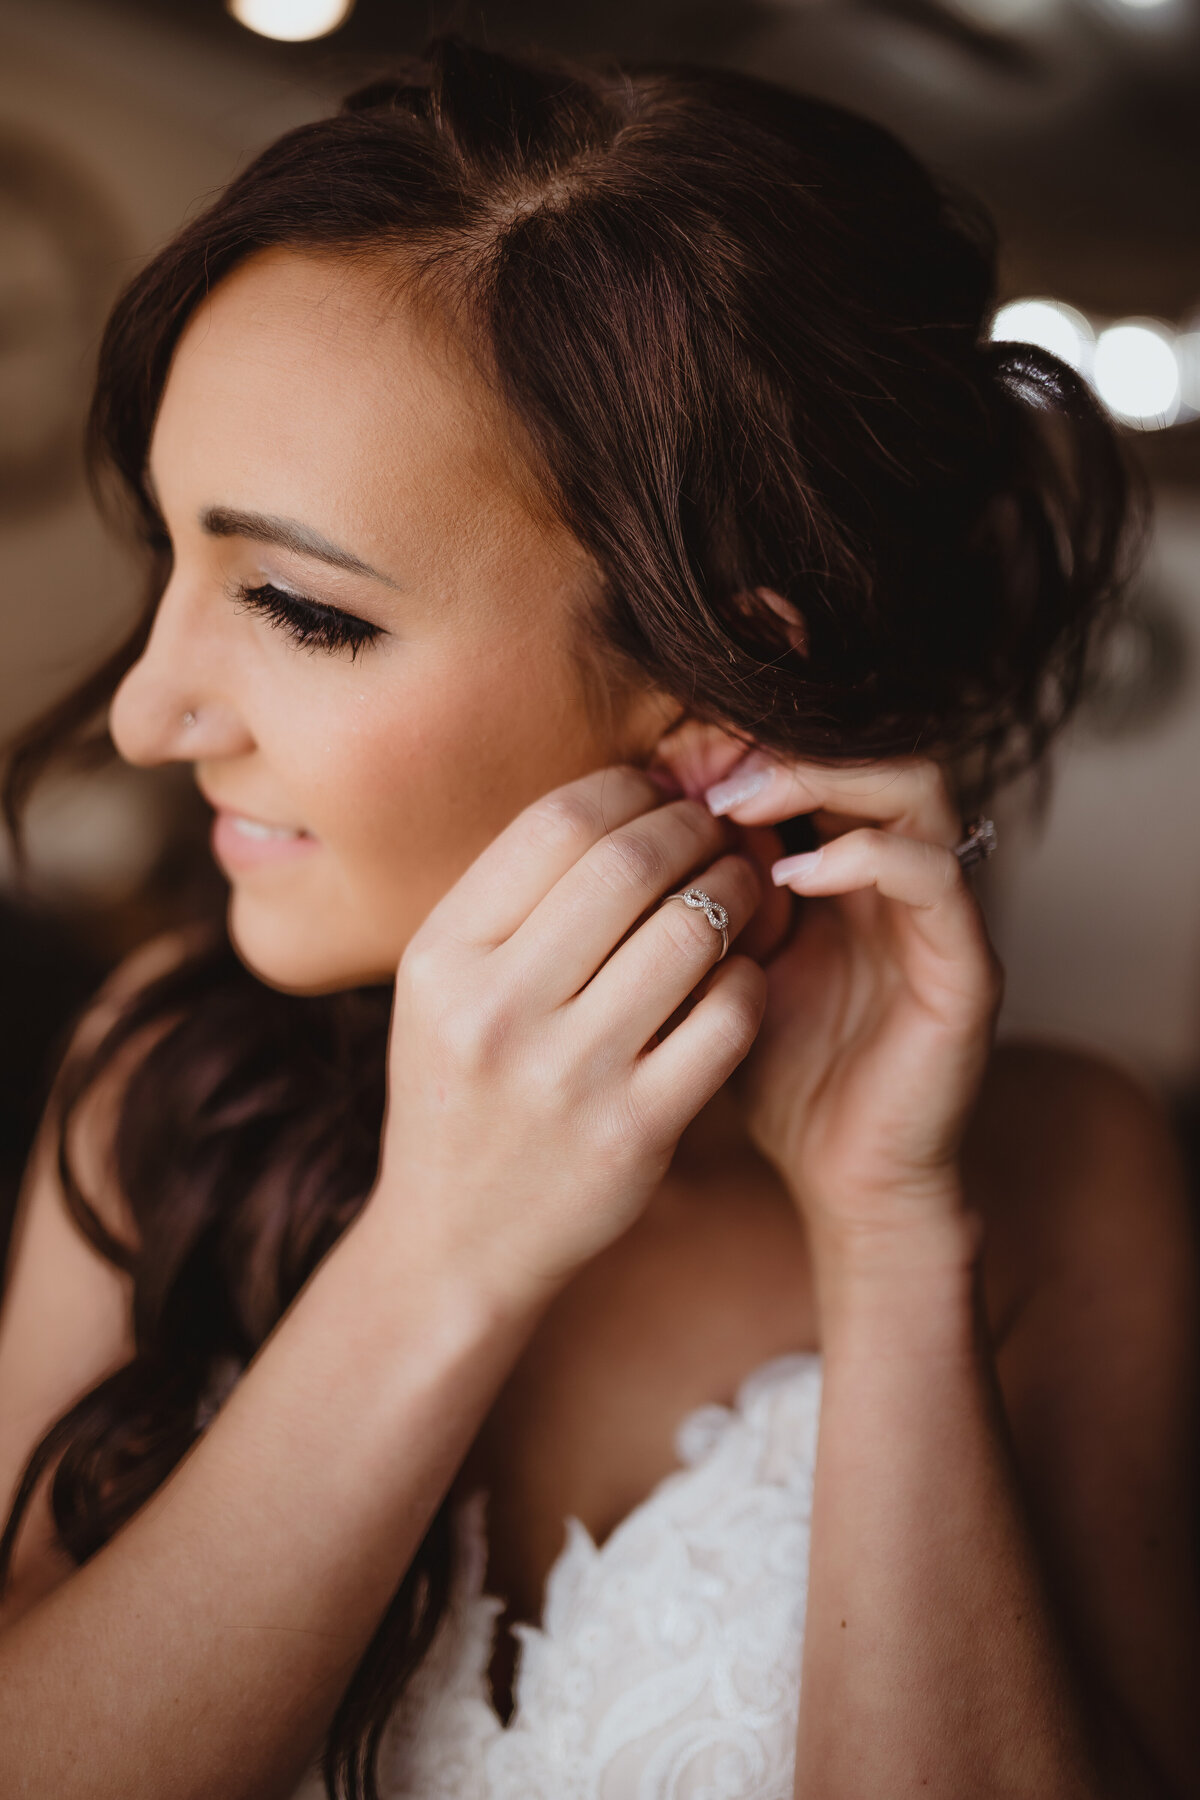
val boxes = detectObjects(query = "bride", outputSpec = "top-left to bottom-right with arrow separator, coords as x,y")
0,35 -> 1196,1800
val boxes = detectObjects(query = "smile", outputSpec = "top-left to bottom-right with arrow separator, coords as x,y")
210,807 -> 318,871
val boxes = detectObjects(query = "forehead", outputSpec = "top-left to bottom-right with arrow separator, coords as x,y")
151,246 -> 567,582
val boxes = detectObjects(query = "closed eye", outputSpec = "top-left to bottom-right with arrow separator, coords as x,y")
233,581 -> 383,659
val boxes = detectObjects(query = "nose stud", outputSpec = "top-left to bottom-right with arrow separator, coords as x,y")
182,710 -> 197,728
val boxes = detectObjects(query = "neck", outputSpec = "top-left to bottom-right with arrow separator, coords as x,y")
671,1082 -> 756,1174
642,1082 -> 783,1232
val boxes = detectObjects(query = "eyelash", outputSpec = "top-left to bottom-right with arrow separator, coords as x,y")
233,582 -> 383,659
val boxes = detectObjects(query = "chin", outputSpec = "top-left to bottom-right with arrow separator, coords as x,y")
225,890 -> 395,995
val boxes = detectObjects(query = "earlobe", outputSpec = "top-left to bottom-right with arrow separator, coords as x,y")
648,716 -> 759,803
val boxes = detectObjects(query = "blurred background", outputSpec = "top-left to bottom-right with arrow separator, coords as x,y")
2,0 -> 1199,1231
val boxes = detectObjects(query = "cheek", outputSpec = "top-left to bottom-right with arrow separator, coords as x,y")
281,644 -> 610,961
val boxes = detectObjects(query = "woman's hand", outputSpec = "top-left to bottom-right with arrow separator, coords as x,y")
375,764 -> 766,1314
700,749 -> 1005,1267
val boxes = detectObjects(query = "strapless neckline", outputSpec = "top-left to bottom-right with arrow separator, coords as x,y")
465,1349 -> 822,1726
291,1349 -> 823,1799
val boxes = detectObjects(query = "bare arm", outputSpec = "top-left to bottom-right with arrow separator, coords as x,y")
793,1050 -> 1200,1800
0,1180 -> 539,1800
691,747 -> 1200,1800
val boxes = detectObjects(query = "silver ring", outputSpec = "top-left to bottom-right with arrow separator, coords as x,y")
953,817 -> 997,870
660,887 -> 729,960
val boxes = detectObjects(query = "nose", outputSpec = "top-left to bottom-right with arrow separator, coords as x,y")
109,576 -> 255,769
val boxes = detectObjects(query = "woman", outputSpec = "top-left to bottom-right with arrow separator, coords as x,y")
0,35 -> 1195,1800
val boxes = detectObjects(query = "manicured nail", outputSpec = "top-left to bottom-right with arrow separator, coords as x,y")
704,764 -> 770,816
772,848 -> 823,886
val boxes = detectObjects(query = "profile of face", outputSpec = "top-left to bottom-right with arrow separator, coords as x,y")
110,248 -> 705,993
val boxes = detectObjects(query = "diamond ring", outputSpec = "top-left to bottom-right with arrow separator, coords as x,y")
659,887 -> 730,960
953,818 -> 998,871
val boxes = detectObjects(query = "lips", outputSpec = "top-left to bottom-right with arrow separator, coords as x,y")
208,805 -> 318,872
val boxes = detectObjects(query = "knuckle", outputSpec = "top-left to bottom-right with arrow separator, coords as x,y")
708,988 -> 762,1057
396,936 -> 444,997
525,789 -> 602,854
839,825 -> 882,868
432,990 -> 514,1074
593,825 -> 671,896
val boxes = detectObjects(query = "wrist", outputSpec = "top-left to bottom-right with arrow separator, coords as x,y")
355,1176 -> 559,1342
807,1203 -> 984,1352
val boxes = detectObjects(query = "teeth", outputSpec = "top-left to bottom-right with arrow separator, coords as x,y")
229,815 -> 302,841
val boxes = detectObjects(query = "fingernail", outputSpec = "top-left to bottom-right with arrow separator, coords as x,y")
772,848 -> 823,886
704,764 -> 770,816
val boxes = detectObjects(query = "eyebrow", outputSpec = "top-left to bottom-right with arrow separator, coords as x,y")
200,506 -> 400,587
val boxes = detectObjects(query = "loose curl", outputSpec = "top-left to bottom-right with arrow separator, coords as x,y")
0,35 -> 1138,1800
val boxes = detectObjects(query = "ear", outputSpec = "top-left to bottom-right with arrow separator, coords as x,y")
646,716 -> 757,801
644,589 -> 805,799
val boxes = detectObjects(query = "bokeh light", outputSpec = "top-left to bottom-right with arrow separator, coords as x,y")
991,298 -> 1195,431
227,0 -> 354,42
1176,329 -> 1200,418
990,298 -> 1094,374
1092,321 -> 1181,428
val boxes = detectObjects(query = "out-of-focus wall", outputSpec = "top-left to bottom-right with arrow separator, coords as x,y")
0,0 -> 325,737
986,494 -> 1200,1090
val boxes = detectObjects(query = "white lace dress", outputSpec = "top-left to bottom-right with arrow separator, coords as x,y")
292,1352 -> 822,1800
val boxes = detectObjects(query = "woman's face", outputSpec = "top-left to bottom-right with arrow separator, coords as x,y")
109,248 -> 683,991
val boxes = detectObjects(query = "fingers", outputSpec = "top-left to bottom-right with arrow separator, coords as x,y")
771,827 -> 998,993
631,954 -> 767,1141
569,850 -> 762,1054
704,751 -> 962,848
499,794 -> 732,1007
429,765 -> 679,949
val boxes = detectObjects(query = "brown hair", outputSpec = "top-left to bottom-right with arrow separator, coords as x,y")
0,36 -> 1136,1799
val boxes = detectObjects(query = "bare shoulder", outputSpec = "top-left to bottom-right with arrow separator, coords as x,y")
963,1034 -> 1196,1339
965,1037 -> 1200,1794
968,1032 -> 1184,1190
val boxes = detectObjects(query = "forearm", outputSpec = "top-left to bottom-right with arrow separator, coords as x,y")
794,1210 -> 1128,1800
0,1194 -> 539,1800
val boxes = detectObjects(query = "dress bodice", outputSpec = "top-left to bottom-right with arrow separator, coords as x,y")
292,1352 -> 821,1800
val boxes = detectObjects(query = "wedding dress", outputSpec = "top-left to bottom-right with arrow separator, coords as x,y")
292,1352 -> 821,1800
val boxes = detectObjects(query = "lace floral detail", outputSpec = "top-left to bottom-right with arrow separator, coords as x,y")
359,1352 -> 823,1800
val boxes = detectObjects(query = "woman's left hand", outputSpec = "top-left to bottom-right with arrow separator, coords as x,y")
699,749 -> 1005,1260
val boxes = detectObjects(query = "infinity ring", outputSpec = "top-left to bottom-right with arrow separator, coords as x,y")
952,817 -> 998,871
659,887 -> 730,960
